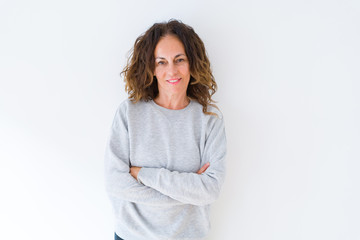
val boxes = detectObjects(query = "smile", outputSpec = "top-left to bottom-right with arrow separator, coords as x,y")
166,78 -> 181,84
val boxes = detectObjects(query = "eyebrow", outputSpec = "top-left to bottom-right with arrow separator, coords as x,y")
155,53 -> 186,60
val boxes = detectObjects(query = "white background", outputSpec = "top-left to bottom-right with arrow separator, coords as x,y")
1,0 -> 359,239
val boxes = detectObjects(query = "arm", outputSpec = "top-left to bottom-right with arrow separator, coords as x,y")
104,104 -> 185,207
136,116 -> 227,206
130,162 -> 210,179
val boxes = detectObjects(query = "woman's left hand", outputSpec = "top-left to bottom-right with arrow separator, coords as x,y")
130,166 -> 141,180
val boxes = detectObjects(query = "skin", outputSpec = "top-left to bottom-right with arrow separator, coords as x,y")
130,34 -> 210,181
153,34 -> 191,110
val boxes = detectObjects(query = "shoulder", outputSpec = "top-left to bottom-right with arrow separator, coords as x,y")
207,104 -> 224,120
116,98 -> 150,113
190,100 -> 224,121
189,100 -> 225,138
112,99 -> 151,129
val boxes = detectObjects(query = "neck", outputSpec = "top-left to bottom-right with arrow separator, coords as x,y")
154,94 -> 190,110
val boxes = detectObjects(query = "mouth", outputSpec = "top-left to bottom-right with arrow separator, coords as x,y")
166,78 -> 181,85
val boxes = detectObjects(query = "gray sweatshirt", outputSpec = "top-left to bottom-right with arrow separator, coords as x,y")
104,98 -> 227,240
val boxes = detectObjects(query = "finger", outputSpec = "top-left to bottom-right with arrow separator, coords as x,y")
197,162 -> 210,174
198,163 -> 210,174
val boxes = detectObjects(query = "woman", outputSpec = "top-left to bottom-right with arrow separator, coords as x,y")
104,19 -> 227,240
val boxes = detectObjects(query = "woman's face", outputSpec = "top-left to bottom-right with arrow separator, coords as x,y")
153,35 -> 191,98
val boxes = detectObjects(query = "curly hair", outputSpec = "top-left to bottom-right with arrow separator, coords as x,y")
121,19 -> 219,116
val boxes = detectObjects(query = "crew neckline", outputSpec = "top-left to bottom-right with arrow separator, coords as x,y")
150,99 -> 193,113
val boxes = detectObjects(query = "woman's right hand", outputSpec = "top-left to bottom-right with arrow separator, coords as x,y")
196,162 -> 210,174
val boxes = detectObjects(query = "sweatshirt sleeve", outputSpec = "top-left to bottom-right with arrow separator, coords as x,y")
137,115 -> 227,206
104,103 -> 185,207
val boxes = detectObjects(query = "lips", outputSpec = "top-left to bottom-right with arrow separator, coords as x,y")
166,78 -> 181,84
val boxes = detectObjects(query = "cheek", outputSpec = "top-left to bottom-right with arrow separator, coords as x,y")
181,67 -> 191,78
154,67 -> 163,77
179,64 -> 190,74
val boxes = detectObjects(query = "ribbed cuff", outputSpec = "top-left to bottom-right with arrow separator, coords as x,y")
136,168 -> 145,185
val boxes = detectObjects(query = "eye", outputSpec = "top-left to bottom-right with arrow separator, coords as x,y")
175,58 -> 185,63
157,61 -> 166,65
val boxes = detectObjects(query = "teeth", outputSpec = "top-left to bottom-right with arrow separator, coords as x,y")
168,79 -> 179,83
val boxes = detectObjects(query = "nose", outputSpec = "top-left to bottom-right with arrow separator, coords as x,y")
167,63 -> 178,77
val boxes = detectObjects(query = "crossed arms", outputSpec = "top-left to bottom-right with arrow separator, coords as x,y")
104,106 -> 226,207
129,162 -> 210,180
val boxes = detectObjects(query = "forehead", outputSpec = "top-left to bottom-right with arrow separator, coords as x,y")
154,35 -> 186,57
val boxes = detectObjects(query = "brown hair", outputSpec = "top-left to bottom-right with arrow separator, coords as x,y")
121,19 -> 219,116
